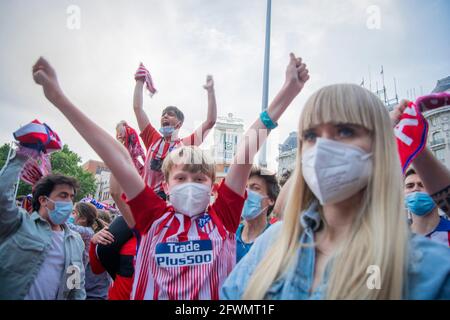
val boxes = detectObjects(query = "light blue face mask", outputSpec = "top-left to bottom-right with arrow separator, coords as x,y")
404,192 -> 436,217
242,189 -> 268,221
67,215 -> 76,224
46,197 -> 74,225
159,126 -> 176,137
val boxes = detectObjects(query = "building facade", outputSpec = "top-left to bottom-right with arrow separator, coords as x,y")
277,131 -> 298,177
210,113 -> 244,181
82,159 -> 113,204
423,76 -> 450,169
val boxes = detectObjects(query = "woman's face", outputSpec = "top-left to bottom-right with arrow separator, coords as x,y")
301,122 -> 373,153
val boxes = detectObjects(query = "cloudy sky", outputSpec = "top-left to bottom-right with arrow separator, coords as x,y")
1,0 -> 449,171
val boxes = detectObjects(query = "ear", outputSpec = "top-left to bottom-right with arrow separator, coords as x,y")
267,198 -> 275,207
162,181 -> 170,195
39,195 -> 48,208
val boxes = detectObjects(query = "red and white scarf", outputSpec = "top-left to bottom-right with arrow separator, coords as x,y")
135,62 -> 157,97
13,119 -> 62,186
118,122 -> 146,175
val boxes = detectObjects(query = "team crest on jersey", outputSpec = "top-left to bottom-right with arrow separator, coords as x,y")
197,214 -> 215,234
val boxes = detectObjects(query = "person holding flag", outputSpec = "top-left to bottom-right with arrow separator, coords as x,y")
0,121 -> 86,300
31,52 -> 310,300
133,63 -> 217,200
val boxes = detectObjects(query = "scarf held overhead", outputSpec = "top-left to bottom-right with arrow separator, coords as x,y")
13,119 -> 62,186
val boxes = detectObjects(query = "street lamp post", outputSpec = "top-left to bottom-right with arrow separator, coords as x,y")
258,0 -> 272,168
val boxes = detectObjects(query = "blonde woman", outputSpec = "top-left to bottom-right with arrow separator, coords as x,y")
221,84 -> 450,299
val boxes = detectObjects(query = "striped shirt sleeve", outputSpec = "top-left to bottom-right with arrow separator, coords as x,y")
126,185 -> 169,234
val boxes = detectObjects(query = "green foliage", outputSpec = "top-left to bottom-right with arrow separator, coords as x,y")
0,143 -> 96,201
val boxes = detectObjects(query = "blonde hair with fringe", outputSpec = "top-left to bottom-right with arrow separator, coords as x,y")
243,84 -> 409,300
162,145 -> 216,182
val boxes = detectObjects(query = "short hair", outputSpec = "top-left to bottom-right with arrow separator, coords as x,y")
32,174 -> 79,212
162,146 -> 215,182
249,166 -> 280,214
162,106 -> 184,124
404,167 -> 417,180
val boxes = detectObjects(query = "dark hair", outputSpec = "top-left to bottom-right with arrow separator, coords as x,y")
404,168 -> 417,180
32,174 -> 79,212
249,166 -> 280,214
74,202 -> 100,229
162,106 -> 184,123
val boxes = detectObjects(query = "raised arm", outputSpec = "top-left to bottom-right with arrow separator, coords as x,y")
391,100 -> 450,214
183,75 -> 217,146
133,80 -> 150,133
225,53 -> 310,196
32,57 -> 145,200
0,150 -> 27,240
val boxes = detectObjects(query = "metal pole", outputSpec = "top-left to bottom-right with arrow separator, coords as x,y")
259,0 -> 271,168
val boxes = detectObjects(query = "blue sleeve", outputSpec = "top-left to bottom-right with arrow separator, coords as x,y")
406,235 -> 450,300
0,151 -> 28,241
221,222 -> 283,300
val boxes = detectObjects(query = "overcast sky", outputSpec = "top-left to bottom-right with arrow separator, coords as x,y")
1,0 -> 449,171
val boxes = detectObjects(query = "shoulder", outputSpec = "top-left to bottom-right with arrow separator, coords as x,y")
406,234 -> 450,299
220,222 -> 283,300
435,217 -> 450,232
68,228 -> 85,250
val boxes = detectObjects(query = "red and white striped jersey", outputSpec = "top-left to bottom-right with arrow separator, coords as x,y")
126,181 -> 245,300
139,124 -> 196,194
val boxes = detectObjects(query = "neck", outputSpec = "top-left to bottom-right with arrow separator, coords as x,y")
242,214 -> 267,243
38,209 -> 63,231
165,133 -> 177,142
317,191 -> 363,247
411,209 -> 440,235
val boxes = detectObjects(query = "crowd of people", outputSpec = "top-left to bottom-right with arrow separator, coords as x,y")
0,53 -> 449,300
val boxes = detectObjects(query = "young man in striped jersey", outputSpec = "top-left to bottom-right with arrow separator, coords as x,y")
32,52 -> 309,299
404,167 -> 450,247
134,64 -> 217,200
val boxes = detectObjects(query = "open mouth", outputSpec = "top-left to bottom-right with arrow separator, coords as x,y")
162,120 -> 170,126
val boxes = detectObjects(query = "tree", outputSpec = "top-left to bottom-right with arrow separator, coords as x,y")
0,143 -> 96,201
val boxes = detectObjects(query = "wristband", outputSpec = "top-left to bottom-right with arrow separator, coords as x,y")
260,110 -> 278,130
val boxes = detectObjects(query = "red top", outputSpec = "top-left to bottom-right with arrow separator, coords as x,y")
140,124 -> 196,193
89,237 -> 137,300
126,181 -> 246,300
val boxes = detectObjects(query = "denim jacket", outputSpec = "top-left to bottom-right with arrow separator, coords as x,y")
0,152 -> 86,300
221,202 -> 450,300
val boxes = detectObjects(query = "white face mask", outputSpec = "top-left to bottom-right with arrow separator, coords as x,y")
301,138 -> 373,205
168,183 -> 211,217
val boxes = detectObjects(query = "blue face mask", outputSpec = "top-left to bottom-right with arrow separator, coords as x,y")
159,126 -> 176,137
67,215 -> 76,224
404,192 -> 436,217
46,197 -> 74,225
242,189 -> 268,221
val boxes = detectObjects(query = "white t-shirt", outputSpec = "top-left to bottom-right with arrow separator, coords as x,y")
24,230 -> 65,300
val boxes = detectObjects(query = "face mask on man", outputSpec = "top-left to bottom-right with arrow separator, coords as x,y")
242,189 -> 269,221
159,126 -> 175,137
45,197 -> 73,225
302,138 -> 373,205
159,122 -> 181,137
168,183 -> 211,217
404,191 -> 436,216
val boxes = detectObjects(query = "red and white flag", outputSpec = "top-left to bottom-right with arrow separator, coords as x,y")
13,119 -> 62,153
394,102 -> 428,173
13,119 -> 62,186
135,63 -> 157,97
